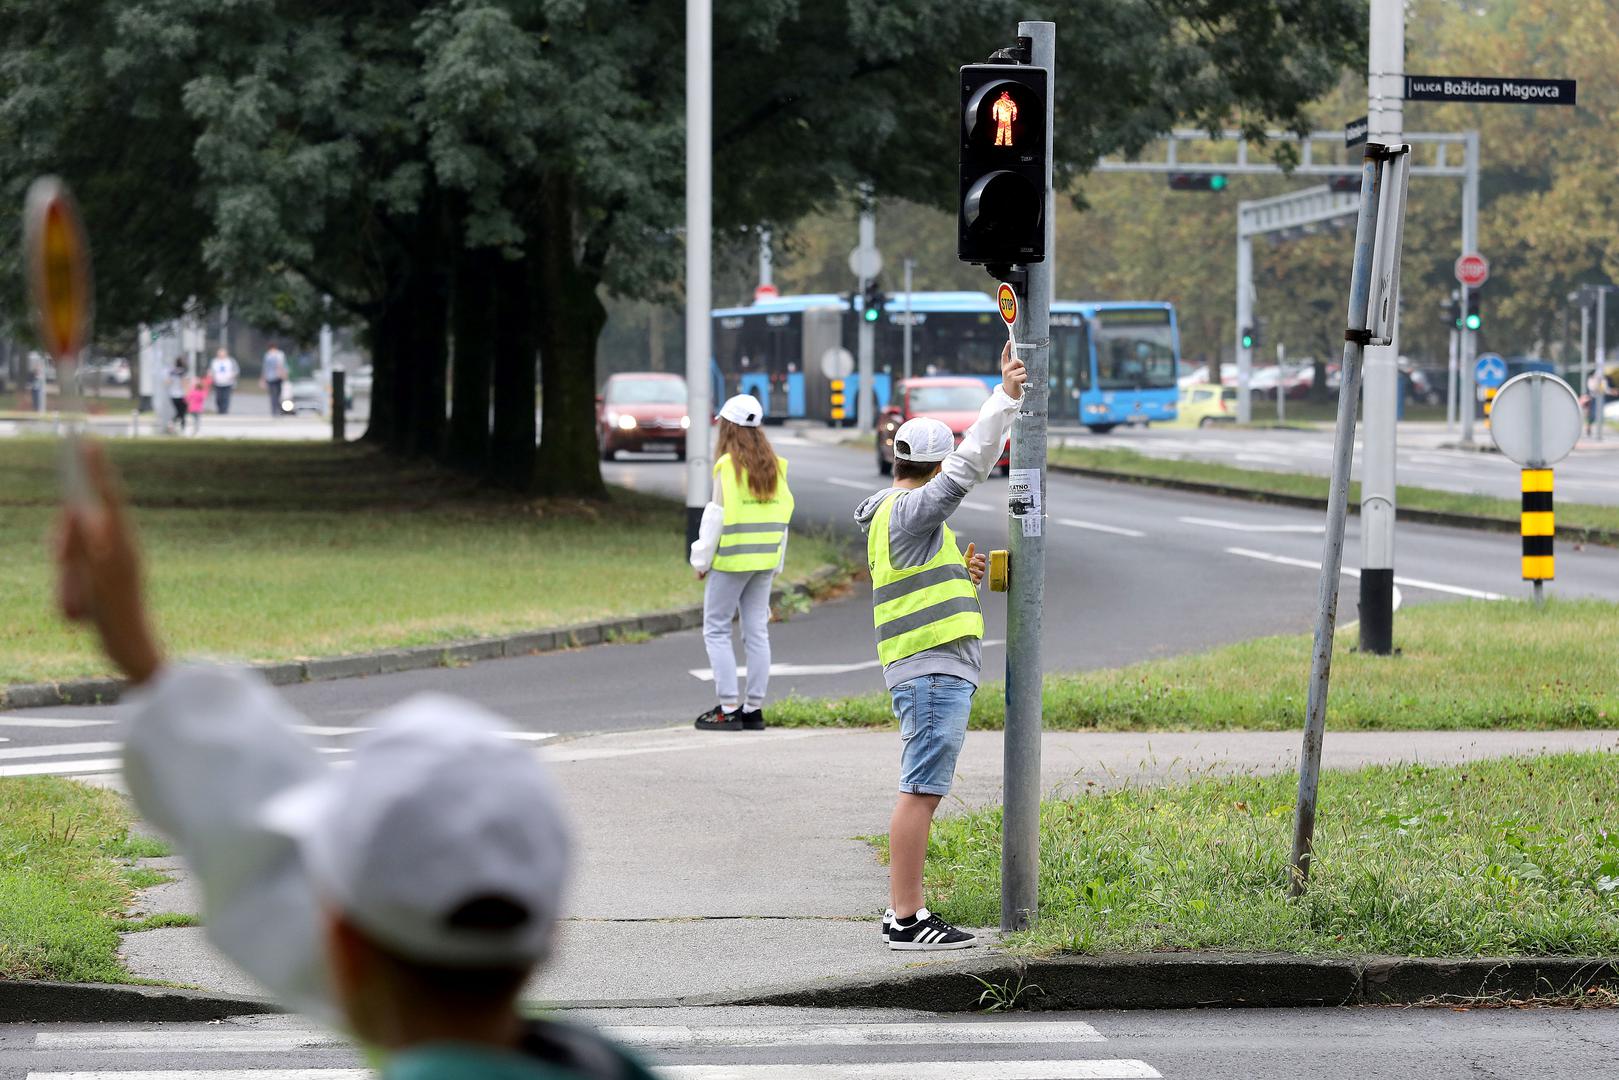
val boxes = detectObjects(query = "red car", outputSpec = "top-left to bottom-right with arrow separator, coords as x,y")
877,376 -> 1010,476
597,372 -> 690,460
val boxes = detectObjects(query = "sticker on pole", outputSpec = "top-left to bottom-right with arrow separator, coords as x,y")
997,282 -> 1018,326
24,177 -> 93,363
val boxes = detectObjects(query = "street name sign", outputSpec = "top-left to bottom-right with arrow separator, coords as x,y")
1405,75 -> 1576,106
1475,353 -> 1508,391
1344,116 -> 1368,148
1490,371 -> 1581,468
1454,252 -> 1489,288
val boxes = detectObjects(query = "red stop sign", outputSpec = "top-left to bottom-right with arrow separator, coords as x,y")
1454,252 -> 1489,288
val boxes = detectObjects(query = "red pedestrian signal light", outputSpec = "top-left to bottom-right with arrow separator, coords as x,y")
958,64 -> 1048,268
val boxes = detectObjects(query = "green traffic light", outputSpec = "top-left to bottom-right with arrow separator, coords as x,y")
1209,174 -> 1228,192
864,307 -> 879,323
1465,314 -> 1481,331
1241,334 -> 1253,348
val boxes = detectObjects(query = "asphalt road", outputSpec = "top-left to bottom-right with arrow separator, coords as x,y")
4,1006 -> 1616,1078
1068,421 -> 1619,506
3,431 -> 1618,773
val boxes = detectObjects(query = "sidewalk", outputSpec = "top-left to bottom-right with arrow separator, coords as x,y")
103,724 -> 1619,1007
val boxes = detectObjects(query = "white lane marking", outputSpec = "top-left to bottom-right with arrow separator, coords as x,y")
1179,515 -> 1324,534
294,725 -> 555,743
1058,518 -> 1146,538
541,730 -> 822,763
0,758 -> 122,778
1235,453 -> 1289,466
1224,547 -> 1505,601
826,477 -> 875,491
658,1064 -> 1159,1080
956,501 -> 998,513
0,717 -> 115,728
27,1073 -> 369,1080
688,642 -> 1006,681
38,1020 -> 1104,1052
0,741 -> 121,761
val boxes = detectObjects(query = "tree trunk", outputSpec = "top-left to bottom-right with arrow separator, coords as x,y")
405,198 -> 451,459
447,243 -> 496,472
363,303 -> 401,448
488,249 -> 538,490
532,176 -> 608,499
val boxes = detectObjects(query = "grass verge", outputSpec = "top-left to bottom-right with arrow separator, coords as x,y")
907,752 -> 1619,957
0,438 -> 851,684
770,599 -> 1619,731
1046,444 -> 1619,540
0,776 -> 171,981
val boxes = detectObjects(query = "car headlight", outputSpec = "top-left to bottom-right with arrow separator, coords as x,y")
616,414 -> 637,430
680,415 -> 691,429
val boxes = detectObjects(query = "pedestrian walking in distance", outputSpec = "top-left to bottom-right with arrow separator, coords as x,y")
184,370 -> 212,436
261,340 -> 288,417
53,442 -> 659,1080
1587,368 -> 1611,436
209,346 -> 240,414
689,393 -> 795,731
854,341 -> 1024,951
164,357 -> 189,435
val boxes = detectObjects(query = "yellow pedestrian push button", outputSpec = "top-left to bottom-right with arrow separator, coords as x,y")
988,549 -> 1010,592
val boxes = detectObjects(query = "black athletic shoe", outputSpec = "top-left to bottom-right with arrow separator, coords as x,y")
881,908 -> 895,941
886,908 -> 976,951
694,706 -> 744,731
740,708 -> 766,730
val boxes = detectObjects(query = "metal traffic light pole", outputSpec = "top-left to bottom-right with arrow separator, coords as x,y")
1000,18 -> 1054,934
683,0 -> 713,549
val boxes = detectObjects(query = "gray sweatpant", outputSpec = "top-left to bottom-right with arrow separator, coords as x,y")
703,569 -> 774,710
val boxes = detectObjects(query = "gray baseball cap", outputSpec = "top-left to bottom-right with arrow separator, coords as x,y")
892,416 -> 955,462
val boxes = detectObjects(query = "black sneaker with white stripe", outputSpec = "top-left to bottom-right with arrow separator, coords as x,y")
886,907 -> 976,951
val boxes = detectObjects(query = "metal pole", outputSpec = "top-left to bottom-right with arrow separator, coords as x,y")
902,258 -> 914,382
331,369 -> 346,442
1597,289 -> 1607,442
1001,18 -> 1054,934
1458,131 -> 1479,446
1579,296 -> 1591,436
1277,342 -> 1286,425
856,206 -> 876,432
683,0 -> 713,548
758,229 -> 773,289
1447,321 -> 1458,430
1288,149 -> 1383,896
1235,230 -> 1253,423
1358,0 -> 1402,657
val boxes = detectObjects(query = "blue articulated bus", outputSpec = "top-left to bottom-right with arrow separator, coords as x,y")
712,291 -> 1179,431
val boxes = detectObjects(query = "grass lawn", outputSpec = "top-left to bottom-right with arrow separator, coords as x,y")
0,438 -> 851,684
907,752 -> 1619,957
1046,444 -> 1619,540
771,599 -> 1619,731
0,776 -> 173,981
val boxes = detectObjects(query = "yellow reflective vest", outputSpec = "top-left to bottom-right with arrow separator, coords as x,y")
712,454 -> 794,573
867,491 -> 984,665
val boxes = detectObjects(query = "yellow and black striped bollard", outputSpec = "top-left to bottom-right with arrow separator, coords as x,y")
1520,468 -> 1554,605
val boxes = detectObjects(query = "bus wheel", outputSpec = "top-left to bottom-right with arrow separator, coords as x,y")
1086,424 -> 1117,435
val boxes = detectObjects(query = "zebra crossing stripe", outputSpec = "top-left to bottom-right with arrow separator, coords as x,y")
0,758 -> 123,778
658,1064 -> 1159,1079
26,1073 -> 368,1080
37,1021 -> 1106,1052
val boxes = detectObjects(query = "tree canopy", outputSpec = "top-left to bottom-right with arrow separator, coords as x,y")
0,0 -> 1361,493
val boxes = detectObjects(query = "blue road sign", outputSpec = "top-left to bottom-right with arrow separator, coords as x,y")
1476,353 -> 1508,390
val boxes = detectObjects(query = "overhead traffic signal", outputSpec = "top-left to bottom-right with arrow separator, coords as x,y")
958,63 -> 1049,267
1168,173 -> 1228,192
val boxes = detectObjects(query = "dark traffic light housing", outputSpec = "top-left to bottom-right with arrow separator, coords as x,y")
1326,175 -> 1361,193
862,280 -> 886,324
1168,173 -> 1228,192
1464,292 -> 1482,331
1240,326 -> 1256,350
958,63 -> 1048,270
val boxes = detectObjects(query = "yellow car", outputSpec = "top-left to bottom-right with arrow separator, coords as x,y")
1175,383 -> 1237,427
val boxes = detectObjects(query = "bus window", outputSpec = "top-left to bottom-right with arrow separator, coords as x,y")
891,312 -> 1005,380
1049,320 -> 1089,420
1095,309 -> 1176,391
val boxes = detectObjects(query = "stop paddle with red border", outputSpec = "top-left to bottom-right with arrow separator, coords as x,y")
24,177 -> 93,363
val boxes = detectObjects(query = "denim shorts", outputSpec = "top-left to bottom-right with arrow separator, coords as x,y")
892,674 -> 975,796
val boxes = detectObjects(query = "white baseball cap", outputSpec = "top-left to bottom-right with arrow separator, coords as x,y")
259,694 -> 571,968
718,393 -> 764,427
892,416 -> 955,462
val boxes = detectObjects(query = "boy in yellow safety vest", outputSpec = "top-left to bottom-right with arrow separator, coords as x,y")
852,342 -> 1025,950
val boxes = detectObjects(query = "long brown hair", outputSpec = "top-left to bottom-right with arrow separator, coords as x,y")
715,419 -> 779,499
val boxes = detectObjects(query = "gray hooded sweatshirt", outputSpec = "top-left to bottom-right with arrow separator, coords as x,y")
854,385 -> 1020,690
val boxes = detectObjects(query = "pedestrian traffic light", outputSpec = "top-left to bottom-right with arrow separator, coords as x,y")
863,281 -> 886,324
958,63 -> 1048,268
1465,293 -> 1482,331
1168,173 -> 1229,192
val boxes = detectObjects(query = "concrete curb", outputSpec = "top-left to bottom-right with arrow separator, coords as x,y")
0,980 -> 282,1023
735,953 -> 1619,1012
1047,462 -> 1619,548
11,953 -> 1615,1022
0,565 -> 853,712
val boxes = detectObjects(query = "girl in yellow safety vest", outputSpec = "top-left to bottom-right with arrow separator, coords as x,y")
689,394 -> 795,731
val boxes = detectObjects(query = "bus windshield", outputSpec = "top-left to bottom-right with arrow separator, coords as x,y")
908,383 -> 989,413
608,378 -> 687,405
1094,310 -> 1177,390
